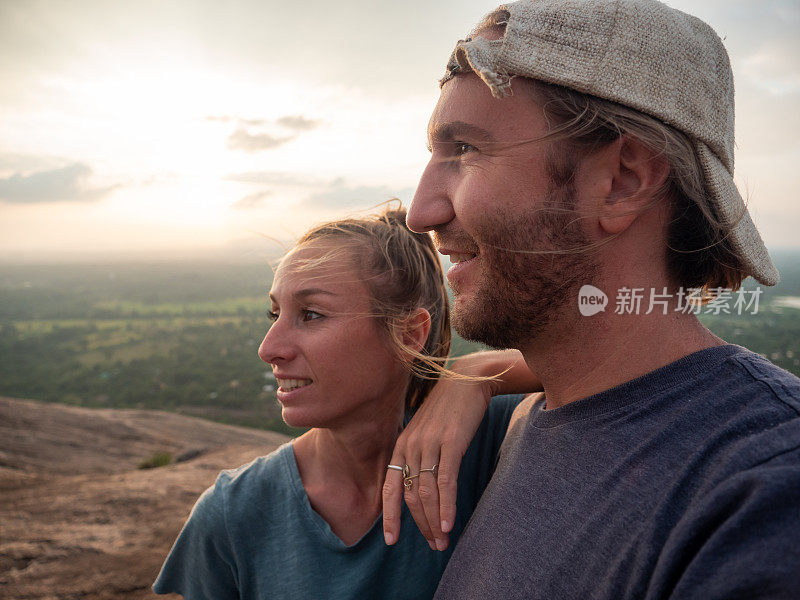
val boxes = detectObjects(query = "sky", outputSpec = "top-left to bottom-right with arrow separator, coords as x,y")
1,0 -> 798,262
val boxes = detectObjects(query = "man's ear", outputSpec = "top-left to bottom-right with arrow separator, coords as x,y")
594,135 -> 670,235
402,308 -> 431,353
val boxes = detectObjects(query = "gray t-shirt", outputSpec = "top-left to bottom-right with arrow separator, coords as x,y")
153,394 -> 522,599
435,345 -> 800,599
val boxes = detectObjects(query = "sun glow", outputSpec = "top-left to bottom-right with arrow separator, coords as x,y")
0,0 -> 797,258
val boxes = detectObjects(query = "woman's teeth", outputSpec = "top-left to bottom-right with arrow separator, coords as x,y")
277,378 -> 312,391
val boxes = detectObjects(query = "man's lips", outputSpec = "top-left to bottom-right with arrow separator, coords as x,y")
437,246 -> 479,264
447,252 -> 478,264
437,247 -> 480,287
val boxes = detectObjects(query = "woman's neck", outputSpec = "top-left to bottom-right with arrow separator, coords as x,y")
295,411 -> 404,494
293,407 -> 405,546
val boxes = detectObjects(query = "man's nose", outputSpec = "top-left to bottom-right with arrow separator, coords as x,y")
407,160 -> 455,233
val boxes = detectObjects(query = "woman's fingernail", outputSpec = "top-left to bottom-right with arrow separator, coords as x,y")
384,532 -> 396,545
441,520 -> 451,532
436,538 -> 447,551
428,540 -> 437,551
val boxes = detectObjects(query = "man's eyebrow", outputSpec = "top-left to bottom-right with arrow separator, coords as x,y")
268,288 -> 338,303
428,121 -> 495,144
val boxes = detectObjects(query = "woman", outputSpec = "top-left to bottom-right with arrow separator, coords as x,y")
153,205 -> 536,599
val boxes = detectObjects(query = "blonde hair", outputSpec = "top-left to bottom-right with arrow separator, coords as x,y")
295,203 -> 451,412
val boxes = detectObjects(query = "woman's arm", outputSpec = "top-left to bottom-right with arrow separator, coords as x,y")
153,481 -> 240,598
382,349 -> 541,551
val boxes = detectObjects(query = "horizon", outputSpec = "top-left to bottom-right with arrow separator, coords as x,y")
3,245 -> 800,269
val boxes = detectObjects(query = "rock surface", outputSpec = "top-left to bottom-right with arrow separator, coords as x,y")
0,397 -> 289,599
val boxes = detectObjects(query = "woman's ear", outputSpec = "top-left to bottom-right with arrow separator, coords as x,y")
402,308 -> 431,353
591,135 -> 670,235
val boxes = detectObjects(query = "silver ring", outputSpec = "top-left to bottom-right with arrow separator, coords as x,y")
387,464 -> 404,472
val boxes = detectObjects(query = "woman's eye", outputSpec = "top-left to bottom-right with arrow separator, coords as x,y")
267,310 -> 279,322
302,310 -> 324,322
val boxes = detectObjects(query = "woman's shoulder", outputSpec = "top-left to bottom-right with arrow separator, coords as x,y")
462,394 -> 526,470
153,445 -> 297,597
485,393 -> 527,424
205,441 -> 298,512
217,441 -> 294,483
463,393 -> 527,453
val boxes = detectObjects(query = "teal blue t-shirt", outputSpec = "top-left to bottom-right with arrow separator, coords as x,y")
153,394 -> 522,599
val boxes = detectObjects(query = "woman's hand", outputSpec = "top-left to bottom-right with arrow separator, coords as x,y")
382,350 -> 539,551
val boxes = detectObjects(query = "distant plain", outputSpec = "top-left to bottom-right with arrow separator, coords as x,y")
2,249 -> 800,434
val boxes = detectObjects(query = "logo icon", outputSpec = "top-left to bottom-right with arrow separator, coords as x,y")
578,285 -> 608,316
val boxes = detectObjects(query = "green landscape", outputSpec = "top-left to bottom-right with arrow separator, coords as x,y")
2,249 -> 800,435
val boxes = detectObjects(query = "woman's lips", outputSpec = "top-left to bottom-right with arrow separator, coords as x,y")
274,377 -> 313,403
275,377 -> 312,392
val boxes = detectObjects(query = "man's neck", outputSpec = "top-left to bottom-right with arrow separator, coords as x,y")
520,310 -> 725,410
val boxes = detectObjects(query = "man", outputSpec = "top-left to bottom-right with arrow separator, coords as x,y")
400,0 -> 800,597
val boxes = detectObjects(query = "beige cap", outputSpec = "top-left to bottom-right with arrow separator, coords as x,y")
441,0 -> 779,286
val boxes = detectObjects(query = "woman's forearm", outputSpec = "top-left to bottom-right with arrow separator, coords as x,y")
449,349 -> 542,398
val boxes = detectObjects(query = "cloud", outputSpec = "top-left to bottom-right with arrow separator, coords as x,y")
736,88 -> 800,154
0,152 -> 66,174
240,117 -> 268,127
208,115 -> 268,127
226,128 -> 296,152
213,114 -> 320,153
742,37 -> 800,94
305,179 -> 414,209
231,190 -> 272,209
0,163 -> 117,203
224,172 -> 413,209
223,171 -> 323,186
276,115 -> 320,131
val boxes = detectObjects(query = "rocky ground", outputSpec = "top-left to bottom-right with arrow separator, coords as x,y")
0,397 -> 289,599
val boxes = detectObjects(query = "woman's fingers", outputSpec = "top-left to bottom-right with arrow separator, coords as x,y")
436,442 -> 461,535
382,453 -> 405,546
417,446 -> 447,550
383,436 -> 468,550
402,455 -> 438,549
385,351 -> 513,549
384,445 -> 437,549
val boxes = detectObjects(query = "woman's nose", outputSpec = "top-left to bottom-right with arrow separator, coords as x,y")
258,319 -> 295,365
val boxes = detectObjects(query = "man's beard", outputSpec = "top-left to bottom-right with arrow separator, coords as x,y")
449,180 -> 598,350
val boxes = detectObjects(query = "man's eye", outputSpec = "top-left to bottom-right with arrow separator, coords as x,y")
267,310 -> 279,322
302,310 -> 324,322
455,142 -> 476,155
